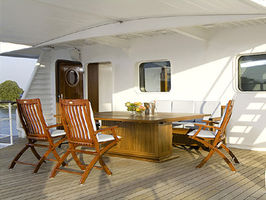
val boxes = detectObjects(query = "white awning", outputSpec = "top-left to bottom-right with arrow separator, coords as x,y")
1,0 -> 266,47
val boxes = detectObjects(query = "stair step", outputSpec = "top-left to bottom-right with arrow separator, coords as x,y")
32,79 -> 51,84
30,85 -> 51,90
27,91 -> 52,95
36,70 -> 50,74
26,95 -> 53,100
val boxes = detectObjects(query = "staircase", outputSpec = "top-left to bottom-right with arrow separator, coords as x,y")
24,66 -> 55,125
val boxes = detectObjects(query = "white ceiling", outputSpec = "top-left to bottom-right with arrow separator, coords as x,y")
1,0 -> 266,47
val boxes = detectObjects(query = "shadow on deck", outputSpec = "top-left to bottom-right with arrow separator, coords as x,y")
1,138 -> 266,200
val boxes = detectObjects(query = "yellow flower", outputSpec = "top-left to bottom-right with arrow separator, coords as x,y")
125,102 -> 131,107
136,108 -> 140,112
134,102 -> 142,106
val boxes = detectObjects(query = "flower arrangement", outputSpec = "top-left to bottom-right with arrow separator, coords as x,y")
135,105 -> 146,113
125,102 -> 146,114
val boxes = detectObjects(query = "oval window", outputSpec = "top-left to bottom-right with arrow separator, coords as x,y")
65,69 -> 79,87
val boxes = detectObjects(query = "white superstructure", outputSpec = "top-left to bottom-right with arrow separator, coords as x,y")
2,0 -> 266,150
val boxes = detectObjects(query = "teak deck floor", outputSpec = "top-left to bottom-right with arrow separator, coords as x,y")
1,138 -> 266,200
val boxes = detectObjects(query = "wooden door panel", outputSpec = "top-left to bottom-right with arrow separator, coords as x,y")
87,63 -> 99,112
56,60 -> 83,122
56,60 -> 83,101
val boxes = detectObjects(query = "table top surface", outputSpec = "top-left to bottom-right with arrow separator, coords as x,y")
94,111 -> 210,123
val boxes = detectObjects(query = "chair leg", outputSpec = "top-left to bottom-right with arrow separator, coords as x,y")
80,141 -> 117,184
220,143 -> 240,164
80,154 -> 100,184
71,151 -> 86,170
197,149 -> 215,168
212,148 -> 236,171
51,137 -> 68,166
9,144 -> 30,169
33,147 -> 53,173
50,149 -> 71,178
30,146 -> 42,160
52,149 -> 67,167
99,156 -> 112,175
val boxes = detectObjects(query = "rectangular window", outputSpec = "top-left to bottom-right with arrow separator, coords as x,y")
238,54 -> 266,91
139,61 -> 171,92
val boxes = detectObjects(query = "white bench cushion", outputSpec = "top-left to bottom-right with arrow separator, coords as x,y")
51,130 -> 66,137
96,133 -> 121,142
187,129 -> 216,138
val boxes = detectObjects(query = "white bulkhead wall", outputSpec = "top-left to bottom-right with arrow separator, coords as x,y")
81,23 -> 266,150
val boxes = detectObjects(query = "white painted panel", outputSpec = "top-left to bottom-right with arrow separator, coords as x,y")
155,100 -> 172,112
172,100 -> 194,113
194,101 -> 221,117
99,63 -> 113,112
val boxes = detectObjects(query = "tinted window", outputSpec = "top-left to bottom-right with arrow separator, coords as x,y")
139,61 -> 171,92
238,54 -> 266,91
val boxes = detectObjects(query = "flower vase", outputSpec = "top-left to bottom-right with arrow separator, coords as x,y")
130,111 -> 136,115
136,112 -> 143,116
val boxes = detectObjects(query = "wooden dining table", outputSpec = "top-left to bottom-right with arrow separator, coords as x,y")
94,111 -> 209,162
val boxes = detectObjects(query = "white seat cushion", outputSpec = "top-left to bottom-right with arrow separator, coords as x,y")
187,129 -> 216,138
96,133 -> 121,142
172,121 -> 195,128
51,129 -> 66,137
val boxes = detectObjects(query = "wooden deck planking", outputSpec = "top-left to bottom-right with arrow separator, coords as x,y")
1,139 -> 266,199
194,156 -> 266,200
142,149 -> 253,200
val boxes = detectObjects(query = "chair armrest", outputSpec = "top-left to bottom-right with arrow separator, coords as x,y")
209,117 -> 221,122
194,123 -> 221,131
202,119 -> 220,125
201,120 -> 213,125
53,114 -> 61,118
95,126 -> 119,134
190,124 -> 221,139
47,123 -> 63,129
95,126 -> 120,141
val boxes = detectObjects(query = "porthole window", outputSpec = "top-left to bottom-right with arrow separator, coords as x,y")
139,61 -> 171,92
65,68 -> 79,87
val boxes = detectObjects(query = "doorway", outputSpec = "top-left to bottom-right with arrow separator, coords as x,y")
87,62 -> 113,112
56,60 -> 84,116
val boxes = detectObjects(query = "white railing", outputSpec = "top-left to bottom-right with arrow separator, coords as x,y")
0,102 -> 14,147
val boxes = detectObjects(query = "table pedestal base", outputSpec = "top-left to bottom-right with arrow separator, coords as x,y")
102,121 -> 174,162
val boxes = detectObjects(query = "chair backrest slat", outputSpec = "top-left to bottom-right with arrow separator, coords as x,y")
68,105 -> 80,139
29,104 -> 43,134
17,99 -> 47,138
75,106 -> 83,139
71,105 -> 82,139
79,105 -> 88,140
215,100 -> 233,136
60,99 -> 95,143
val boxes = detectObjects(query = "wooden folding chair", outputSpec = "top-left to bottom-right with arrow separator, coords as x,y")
187,100 -> 239,171
50,99 -> 120,184
9,99 -> 67,173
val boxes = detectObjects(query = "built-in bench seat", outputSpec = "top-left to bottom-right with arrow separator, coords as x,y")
156,100 -> 221,125
155,100 -> 222,147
